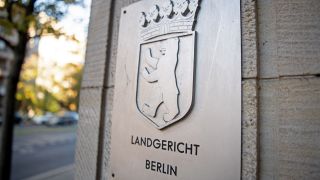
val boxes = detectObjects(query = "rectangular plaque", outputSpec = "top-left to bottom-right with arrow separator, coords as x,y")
109,0 -> 241,179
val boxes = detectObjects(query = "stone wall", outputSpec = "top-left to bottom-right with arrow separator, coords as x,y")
74,0 -> 113,179
75,0 -> 320,179
258,0 -> 320,179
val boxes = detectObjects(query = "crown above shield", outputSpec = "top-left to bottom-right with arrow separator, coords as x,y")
139,0 -> 200,41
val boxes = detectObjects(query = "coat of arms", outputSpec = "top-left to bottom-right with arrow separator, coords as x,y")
136,0 -> 200,129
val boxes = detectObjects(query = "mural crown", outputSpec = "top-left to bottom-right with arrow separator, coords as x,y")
139,0 -> 200,41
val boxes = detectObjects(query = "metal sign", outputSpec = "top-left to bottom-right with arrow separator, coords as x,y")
109,0 -> 241,179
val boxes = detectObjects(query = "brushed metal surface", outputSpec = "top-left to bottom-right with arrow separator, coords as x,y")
109,0 -> 241,179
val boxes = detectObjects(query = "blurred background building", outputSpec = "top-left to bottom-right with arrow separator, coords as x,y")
0,0 -> 91,179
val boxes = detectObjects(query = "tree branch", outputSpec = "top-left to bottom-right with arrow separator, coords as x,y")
0,35 -> 15,50
26,0 -> 37,15
5,0 -> 13,22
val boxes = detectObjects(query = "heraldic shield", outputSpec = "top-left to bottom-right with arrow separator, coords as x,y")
136,0 -> 200,129
136,33 -> 195,129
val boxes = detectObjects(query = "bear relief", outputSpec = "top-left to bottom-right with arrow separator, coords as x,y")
141,38 -> 180,122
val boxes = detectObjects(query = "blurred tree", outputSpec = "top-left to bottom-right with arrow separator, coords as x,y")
49,62 -> 83,112
15,53 -> 40,115
16,59 -> 83,116
0,0 -> 83,179
15,54 -> 61,116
